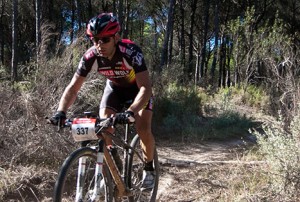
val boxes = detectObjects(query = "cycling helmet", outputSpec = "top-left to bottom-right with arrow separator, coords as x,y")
86,13 -> 120,38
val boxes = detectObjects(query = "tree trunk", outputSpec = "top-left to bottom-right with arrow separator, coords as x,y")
187,0 -> 197,80
0,0 -> 4,65
118,0 -> 124,37
218,35 -> 226,88
210,2 -> 219,84
75,0 -> 82,31
35,0 -> 41,65
226,36 -> 232,87
179,0 -> 185,66
123,0 -> 130,39
200,0 -> 210,79
70,0 -> 75,44
168,11 -> 174,66
88,0 -> 92,18
195,41 -> 201,85
139,19 -> 144,46
11,0 -> 18,82
159,0 -> 175,71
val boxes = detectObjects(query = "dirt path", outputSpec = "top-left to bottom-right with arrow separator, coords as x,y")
155,138 -> 257,201
1,137 -> 258,202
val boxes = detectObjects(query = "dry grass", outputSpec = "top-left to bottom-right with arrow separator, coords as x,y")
157,142 -> 272,202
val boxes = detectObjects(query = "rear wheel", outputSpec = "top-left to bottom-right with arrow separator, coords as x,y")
127,135 -> 159,202
53,147 -> 114,202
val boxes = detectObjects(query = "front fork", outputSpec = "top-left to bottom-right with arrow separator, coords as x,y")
75,141 -> 105,202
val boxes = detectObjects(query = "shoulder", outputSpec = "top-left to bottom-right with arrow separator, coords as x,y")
117,39 -> 145,67
117,39 -> 143,56
83,46 -> 98,61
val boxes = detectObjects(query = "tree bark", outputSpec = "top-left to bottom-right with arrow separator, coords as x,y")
187,0 -> 198,80
70,0 -> 75,44
11,0 -> 18,82
75,0 -> 82,31
179,0 -> 185,66
159,0 -> 175,71
118,0 -> 124,37
0,0 -> 4,65
35,0 -> 41,64
199,0 -> 210,79
210,2 -> 219,84
123,0 -> 130,39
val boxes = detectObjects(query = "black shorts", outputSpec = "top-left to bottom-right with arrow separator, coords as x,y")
100,80 -> 153,112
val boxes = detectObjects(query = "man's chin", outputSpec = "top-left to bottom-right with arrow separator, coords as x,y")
99,52 -> 106,57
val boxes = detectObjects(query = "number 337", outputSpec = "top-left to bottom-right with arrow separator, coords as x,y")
76,127 -> 88,135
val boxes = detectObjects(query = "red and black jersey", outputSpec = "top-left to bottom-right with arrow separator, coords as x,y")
76,39 -> 147,88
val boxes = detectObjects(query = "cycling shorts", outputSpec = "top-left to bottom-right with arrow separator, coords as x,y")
99,80 -> 153,112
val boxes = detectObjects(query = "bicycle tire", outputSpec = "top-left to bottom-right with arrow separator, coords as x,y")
127,134 -> 159,202
53,147 -> 114,202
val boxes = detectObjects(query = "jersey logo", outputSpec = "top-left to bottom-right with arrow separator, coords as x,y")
132,52 -> 143,66
84,50 -> 95,60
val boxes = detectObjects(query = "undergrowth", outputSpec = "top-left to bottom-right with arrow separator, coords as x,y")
255,110 -> 300,201
153,81 -> 256,142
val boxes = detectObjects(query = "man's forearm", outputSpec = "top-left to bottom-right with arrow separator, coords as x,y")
57,86 -> 78,112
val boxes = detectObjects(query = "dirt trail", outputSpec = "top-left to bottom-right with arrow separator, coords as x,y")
155,138 -> 256,202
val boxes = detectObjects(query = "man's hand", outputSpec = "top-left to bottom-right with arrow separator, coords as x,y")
115,111 -> 135,124
49,111 -> 66,127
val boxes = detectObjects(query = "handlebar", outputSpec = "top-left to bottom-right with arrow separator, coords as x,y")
63,113 -> 134,128
47,112 -> 135,133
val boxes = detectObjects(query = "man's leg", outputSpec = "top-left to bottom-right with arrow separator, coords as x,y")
135,109 -> 156,190
134,109 -> 155,162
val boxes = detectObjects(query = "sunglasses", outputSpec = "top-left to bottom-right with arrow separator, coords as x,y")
92,36 -> 112,44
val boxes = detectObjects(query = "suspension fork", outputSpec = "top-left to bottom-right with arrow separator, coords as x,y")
75,141 -> 90,201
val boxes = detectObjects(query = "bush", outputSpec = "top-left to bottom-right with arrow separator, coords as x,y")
255,110 -> 300,200
217,85 -> 269,110
210,111 -> 253,139
153,83 -> 203,140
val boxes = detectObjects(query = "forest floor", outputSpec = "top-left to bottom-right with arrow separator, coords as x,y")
155,136 -> 260,202
5,135 -> 259,202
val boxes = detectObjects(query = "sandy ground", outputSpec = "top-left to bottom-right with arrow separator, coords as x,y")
155,138 -> 257,202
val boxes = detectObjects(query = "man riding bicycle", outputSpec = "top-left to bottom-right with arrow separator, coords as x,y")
50,13 -> 156,190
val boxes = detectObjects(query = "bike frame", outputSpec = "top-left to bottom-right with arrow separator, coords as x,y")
75,123 -> 133,200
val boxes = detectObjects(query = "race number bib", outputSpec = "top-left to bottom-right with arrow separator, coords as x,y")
71,118 -> 98,142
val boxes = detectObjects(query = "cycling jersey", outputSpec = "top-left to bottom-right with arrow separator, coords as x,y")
77,39 -> 147,88
76,39 -> 153,112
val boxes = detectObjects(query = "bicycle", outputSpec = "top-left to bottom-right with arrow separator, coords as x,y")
52,111 -> 159,202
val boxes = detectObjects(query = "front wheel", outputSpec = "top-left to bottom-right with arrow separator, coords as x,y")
127,135 -> 159,202
53,147 -> 114,202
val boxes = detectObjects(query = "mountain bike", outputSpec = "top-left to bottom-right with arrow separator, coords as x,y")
52,112 -> 159,202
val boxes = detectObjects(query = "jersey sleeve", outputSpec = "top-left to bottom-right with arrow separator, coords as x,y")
76,47 -> 97,77
130,45 -> 147,74
119,40 -> 147,74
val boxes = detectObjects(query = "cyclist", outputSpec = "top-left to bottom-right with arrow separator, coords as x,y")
50,13 -> 156,190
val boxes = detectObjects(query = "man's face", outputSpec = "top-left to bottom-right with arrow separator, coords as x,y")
93,35 -> 118,59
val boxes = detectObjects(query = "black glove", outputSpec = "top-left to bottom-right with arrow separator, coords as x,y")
115,111 -> 135,124
49,111 -> 66,127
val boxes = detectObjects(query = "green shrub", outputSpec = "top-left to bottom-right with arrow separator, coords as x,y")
210,111 -> 253,139
153,83 -> 203,139
255,111 -> 300,200
217,85 -> 269,110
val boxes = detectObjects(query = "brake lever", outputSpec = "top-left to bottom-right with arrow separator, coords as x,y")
99,116 -> 115,128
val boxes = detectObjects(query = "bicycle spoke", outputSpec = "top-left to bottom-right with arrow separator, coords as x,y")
53,147 -> 113,202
